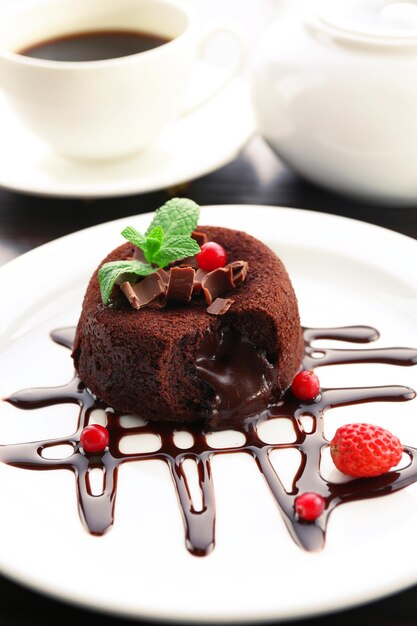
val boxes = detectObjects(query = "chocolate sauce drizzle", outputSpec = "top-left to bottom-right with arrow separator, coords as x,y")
2,326 -> 417,556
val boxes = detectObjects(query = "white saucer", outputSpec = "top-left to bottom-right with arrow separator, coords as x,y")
0,63 -> 255,198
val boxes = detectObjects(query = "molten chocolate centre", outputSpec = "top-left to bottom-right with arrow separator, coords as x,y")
195,327 -> 276,426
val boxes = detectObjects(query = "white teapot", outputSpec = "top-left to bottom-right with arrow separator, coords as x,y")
251,0 -> 417,205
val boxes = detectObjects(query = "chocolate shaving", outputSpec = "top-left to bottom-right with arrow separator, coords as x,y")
133,247 -> 146,263
229,260 -> 249,287
201,266 -> 234,305
166,267 -> 195,303
177,256 -> 199,269
120,282 -> 140,310
192,230 -> 209,246
207,298 -> 234,315
156,268 -> 170,285
201,261 -> 249,305
121,273 -> 165,310
193,268 -> 208,294
120,254 -> 248,311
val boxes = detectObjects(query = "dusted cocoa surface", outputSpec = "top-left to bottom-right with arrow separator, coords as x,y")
72,225 -> 304,422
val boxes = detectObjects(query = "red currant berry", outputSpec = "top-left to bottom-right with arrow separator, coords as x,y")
291,370 -> 320,401
196,242 -> 227,271
80,424 -> 109,453
295,492 -> 325,522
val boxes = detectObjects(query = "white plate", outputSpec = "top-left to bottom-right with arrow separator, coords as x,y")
0,206 -> 416,623
0,63 -> 254,198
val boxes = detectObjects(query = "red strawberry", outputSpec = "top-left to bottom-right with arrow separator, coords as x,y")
330,423 -> 403,478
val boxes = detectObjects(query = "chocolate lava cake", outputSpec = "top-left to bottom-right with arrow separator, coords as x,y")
72,225 -> 304,425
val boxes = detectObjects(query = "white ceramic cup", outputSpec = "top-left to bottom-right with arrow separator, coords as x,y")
0,0 -> 244,161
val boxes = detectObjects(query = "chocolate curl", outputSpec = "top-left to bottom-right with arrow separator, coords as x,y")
201,261 -> 249,305
120,282 -> 140,310
178,256 -> 199,269
191,230 -> 209,246
133,247 -> 146,263
193,268 -> 208,294
166,267 -> 195,303
229,260 -> 249,287
156,268 -> 170,285
201,266 -> 234,305
207,298 -> 234,315
121,273 -> 166,310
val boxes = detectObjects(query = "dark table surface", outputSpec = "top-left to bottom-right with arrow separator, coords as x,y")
0,134 -> 416,626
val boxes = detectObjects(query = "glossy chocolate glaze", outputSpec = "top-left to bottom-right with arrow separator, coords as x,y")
2,326 -> 417,556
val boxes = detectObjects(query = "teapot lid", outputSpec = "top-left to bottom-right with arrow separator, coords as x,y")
317,0 -> 417,40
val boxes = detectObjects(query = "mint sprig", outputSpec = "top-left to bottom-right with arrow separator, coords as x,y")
98,259 -> 155,305
98,198 -> 201,304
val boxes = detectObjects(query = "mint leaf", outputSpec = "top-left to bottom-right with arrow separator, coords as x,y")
121,226 -> 147,252
98,260 -> 155,304
153,235 -> 200,268
145,198 -> 200,237
144,225 -> 164,264
122,224 -> 164,265
147,225 -> 164,244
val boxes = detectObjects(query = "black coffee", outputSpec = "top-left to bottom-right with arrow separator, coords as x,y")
19,30 -> 169,62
